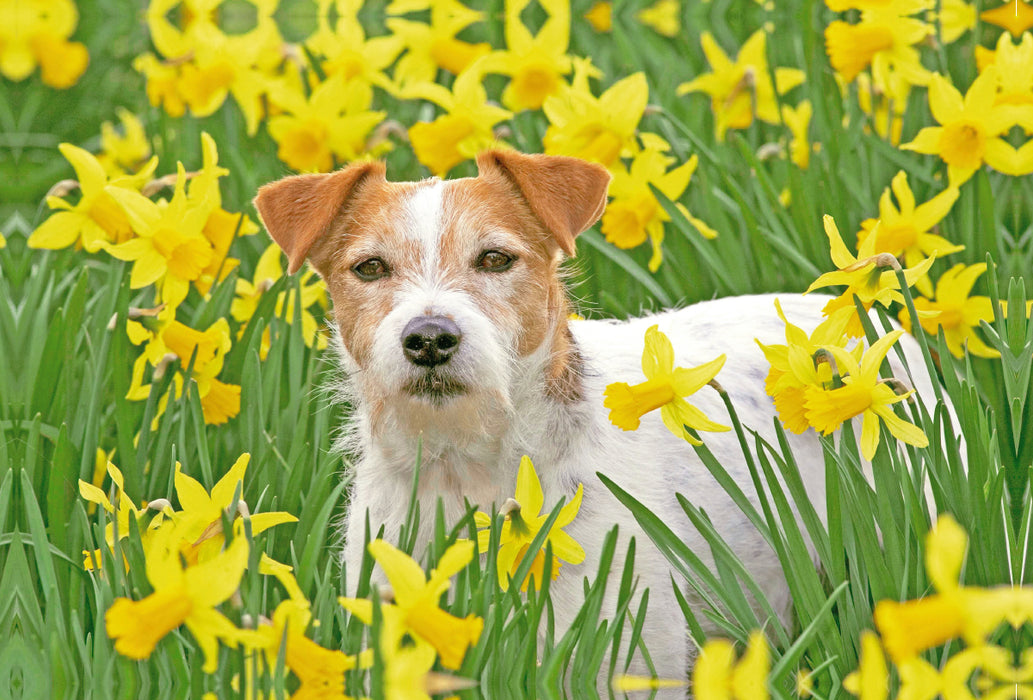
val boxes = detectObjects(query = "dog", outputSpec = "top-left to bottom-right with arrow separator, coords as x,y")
253,150 -> 944,679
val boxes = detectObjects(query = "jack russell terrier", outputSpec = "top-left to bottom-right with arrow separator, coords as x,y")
253,150 -> 942,678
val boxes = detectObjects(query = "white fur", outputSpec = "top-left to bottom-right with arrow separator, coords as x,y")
330,188 -> 946,681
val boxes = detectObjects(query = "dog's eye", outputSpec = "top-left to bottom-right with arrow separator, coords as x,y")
476,250 -> 515,272
353,258 -> 390,281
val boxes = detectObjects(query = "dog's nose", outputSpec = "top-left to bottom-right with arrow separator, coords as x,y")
401,316 -> 462,367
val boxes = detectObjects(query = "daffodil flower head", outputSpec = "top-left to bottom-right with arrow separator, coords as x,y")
807,215 -> 934,337
339,538 -> 483,670
474,455 -> 585,592
842,630 -> 889,700
604,325 -> 730,444
901,263 -> 999,358
692,630 -> 770,700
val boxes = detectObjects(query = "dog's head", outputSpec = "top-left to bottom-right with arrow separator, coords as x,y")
254,150 -> 609,437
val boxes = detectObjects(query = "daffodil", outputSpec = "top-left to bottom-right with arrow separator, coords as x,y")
677,30 -> 805,142
479,0 -> 572,112
339,539 -> 483,670
900,263 -> 999,358
133,53 -> 187,118
306,2 -> 403,91
387,0 -> 490,87
543,62 -> 645,170
601,148 -> 716,272
583,1 -> 612,32
804,329 -> 929,460
78,459 -> 171,570
605,325 -> 729,444
936,0 -> 976,43
473,455 -> 585,591
981,0 -> 1033,37
856,171 -> 962,295
978,32 -> 1033,111
853,71 -> 908,145
782,99 -> 814,169
806,215 -> 934,337
636,0 -> 680,37
97,109 -> 152,177
824,8 -> 931,86
0,0 -> 88,87
105,521 -> 249,672
172,454 -> 297,565
756,300 -> 856,434
692,630 -> 770,700
378,601 -> 477,700
902,67 -> 1030,184
231,243 -> 328,360
28,144 -> 157,253
842,631 -> 889,700
103,163 -> 214,307
404,61 -> 512,176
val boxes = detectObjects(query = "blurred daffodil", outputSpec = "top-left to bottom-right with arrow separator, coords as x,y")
0,0 -> 88,87
474,455 -> 584,592
842,630 -> 889,700
900,263 -> 999,358
693,630 -> 770,700
605,325 -> 729,444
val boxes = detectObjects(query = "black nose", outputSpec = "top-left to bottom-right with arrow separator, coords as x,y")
401,316 -> 462,367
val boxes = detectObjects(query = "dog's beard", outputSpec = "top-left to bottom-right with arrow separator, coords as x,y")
402,369 -> 467,403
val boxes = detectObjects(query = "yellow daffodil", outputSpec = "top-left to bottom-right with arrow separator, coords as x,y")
78,459 -> 171,570
246,556 -> 372,696
543,62 -> 645,170
584,1 -> 612,32
387,0 -> 490,86
404,61 -> 512,176
97,109 -> 152,177
978,32 -> 1033,111
693,630 -> 770,700
981,0 -> 1033,37
635,0 -> 681,37
757,300 -> 856,434
105,520 -> 249,672
378,601 -> 477,700
267,75 -> 388,173
133,53 -> 187,118
172,454 -> 297,565
0,0 -> 88,87
824,8 -> 932,86
677,30 -> 805,142
782,99 -> 814,169
28,144 -> 157,253
473,455 -> 585,592
806,215 -> 934,337
804,329 -> 929,460
853,71 -> 908,145
188,133 -> 260,295
306,3 -> 403,91
479,0 -> 572,112
902,67 -> 1031,184
604,324 -> 729,444
231,243 -> 328,359
936,0 -> 976,43
900,263 -> 999,358
103,163 -> 213,307
339,539 -> 483,670
601,148 -> 716,272
842,631 -> 889,700
611,675 -> 686,691
856,171 -> 962,295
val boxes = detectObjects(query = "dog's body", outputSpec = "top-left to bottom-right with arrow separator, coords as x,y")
254,151 -> 942,679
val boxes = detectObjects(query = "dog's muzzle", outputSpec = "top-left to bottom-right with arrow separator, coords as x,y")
401,315 -> 461,368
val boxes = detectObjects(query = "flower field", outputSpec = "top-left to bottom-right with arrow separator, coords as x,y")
2,0 -> 1033,698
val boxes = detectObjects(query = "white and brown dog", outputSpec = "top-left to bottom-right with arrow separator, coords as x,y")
254,150 -> 940,678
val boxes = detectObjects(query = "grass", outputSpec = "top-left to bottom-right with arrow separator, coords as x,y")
1,0 -> 1032,698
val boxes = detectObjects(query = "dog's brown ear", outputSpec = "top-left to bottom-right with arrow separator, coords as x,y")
476,150 -> 610,257
253,161 -> 386,274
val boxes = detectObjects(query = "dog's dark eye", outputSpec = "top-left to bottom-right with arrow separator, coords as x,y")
353,258 -> 390,281
476,250 -> 515,272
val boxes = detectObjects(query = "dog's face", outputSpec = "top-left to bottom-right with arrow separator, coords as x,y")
254,151 -> 609,432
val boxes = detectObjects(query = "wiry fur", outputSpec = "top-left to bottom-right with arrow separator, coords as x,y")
254,151 -> 950,683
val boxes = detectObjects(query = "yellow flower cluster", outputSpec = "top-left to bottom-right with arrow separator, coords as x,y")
84,452 -> 586,696
28,124 -> 331,425
824,0 -> 1033,181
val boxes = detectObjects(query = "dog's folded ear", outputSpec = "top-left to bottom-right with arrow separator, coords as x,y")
253,161 -> 387,275
476,150 -> 610,257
